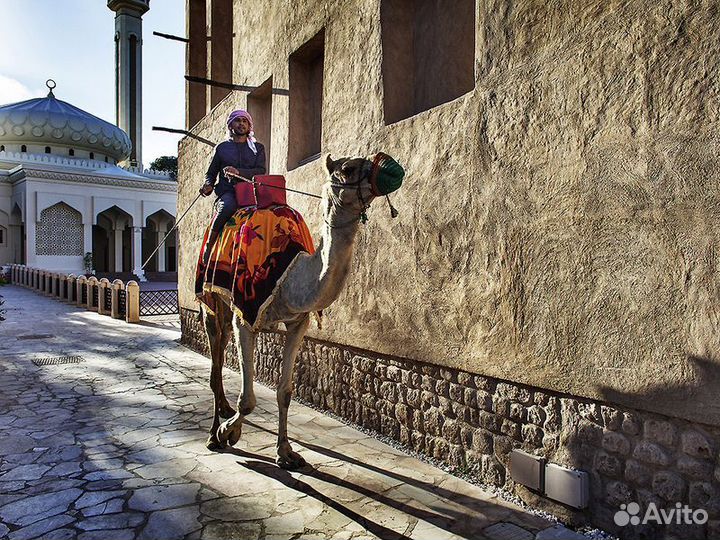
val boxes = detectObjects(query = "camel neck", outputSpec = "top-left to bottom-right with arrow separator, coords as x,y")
305,202 -> 361,311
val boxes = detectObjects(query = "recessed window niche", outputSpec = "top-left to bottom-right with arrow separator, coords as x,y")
381,0 -> 476,124
248,76 -> 273,168
288,30 -> 324,169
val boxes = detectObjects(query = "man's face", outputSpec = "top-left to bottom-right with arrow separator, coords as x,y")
231,117 -> 251,135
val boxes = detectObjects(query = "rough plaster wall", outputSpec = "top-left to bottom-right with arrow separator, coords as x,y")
178,0 -> 720,425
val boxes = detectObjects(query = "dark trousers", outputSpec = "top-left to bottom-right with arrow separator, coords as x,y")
210,191 -> 238,233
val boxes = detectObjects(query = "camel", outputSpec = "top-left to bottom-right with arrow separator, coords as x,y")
201,153 -> 402,469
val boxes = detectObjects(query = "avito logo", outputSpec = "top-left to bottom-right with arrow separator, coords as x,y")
614,501 -> 708,527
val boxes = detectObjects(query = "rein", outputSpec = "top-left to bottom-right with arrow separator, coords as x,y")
225,157 -> 397,227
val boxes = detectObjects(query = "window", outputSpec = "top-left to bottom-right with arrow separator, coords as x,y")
248,76 -> 273,168
208,0 -> 233,109
35,203 -> 83,256
69,149 -> 75,157
186,0 -> 207,128
21,145 -> 27,153
104,156 -> 108,163
0,145 -> 4,152
381,0 -> 475,124
288,30 -> 324,169
90,152 -> 95,160
45,147 -> 51,153
0,227 -> 4,245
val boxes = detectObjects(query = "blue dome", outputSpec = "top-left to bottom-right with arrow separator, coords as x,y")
0,91 -> 131,161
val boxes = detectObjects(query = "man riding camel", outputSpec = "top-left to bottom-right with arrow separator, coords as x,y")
199,110 -> 266,263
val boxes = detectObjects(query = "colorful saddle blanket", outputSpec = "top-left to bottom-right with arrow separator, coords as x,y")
195,205 -> 315,328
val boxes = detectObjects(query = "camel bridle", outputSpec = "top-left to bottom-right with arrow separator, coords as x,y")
326,161 -> 374,228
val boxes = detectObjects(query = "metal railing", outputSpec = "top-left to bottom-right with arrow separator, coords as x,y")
104,287 -> 112,312
118,289 -> 127,316
139,289 -> 179,316
8,265 -> 171,324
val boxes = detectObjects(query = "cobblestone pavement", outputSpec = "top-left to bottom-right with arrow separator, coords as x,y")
0,285 -> 574,540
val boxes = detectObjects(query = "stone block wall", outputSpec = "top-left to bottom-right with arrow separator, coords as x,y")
181,308 -> 720,540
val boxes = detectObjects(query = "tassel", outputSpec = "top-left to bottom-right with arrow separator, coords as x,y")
386,195 -> 399,218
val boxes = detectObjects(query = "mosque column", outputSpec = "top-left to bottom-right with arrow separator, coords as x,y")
25,220 -> 37,267
131,226 -> 146,281
156,229 -> 166,272
83,222 -> 93,271
114,226 -> 124,272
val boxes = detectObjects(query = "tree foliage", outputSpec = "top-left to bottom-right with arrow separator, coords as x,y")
150,156 -> 178,180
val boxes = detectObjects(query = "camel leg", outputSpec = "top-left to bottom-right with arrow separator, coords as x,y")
203,298 -> 235,451
216,315 -> 257,447
276,316 -> 310,469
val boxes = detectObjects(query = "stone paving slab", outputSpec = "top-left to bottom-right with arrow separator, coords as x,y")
0,285 -> 563,539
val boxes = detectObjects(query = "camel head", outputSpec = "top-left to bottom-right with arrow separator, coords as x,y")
324,153 -> 404,217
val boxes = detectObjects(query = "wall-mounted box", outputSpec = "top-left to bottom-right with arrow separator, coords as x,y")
510,449 -> 545,491
544,463 -> 590,509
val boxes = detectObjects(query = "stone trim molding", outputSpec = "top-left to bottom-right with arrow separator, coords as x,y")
15,168 -> 176,191
180,307 -> 720,539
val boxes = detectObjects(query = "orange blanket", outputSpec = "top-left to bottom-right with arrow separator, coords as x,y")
195,205 -> 315,327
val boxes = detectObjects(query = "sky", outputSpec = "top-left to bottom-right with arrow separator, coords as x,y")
0,0 -> 185,168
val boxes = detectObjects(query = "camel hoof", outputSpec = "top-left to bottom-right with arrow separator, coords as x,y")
277,454 -> 306,470
206,437 -> 225,451
227,425 -> 242,446
217,424 -> 242,447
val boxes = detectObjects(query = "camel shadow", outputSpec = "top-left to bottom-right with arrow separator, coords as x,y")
240,458 -> 415,540
245,419 -> 491,509
238,420 -> 518,539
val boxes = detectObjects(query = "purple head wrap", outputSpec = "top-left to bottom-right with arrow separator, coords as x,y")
226,109 -> 257,153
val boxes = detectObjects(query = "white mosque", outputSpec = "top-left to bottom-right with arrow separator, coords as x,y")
0,0 -> 177,280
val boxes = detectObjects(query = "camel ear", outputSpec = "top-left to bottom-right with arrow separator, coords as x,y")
325,154 -> 335,174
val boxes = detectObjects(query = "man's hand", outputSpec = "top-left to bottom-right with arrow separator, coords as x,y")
199,182 -> 214,197
223,166 -> 240,179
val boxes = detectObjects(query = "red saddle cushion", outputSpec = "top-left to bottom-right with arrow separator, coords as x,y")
234,180 -> 255,207
254,175 -> 287,208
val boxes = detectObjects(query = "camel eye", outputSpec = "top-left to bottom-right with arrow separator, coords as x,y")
340,164 -> 355,175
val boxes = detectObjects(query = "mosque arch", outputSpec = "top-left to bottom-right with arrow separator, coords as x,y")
11,202 -> 23,224
95,205 -> 133,273
36,194 -> 87,224
143,209 -> 176,273
0,209 -> 8,247
142,201 -> 175,224
94,198 -> 139,226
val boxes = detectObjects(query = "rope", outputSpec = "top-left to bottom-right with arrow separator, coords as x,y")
141,192 -> 202,270
225,173 -> 322,199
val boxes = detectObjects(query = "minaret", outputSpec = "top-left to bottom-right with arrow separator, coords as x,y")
108,0 -> 149,167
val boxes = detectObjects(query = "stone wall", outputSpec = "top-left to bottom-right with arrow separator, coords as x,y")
182,308 -> 720,540
178,0 -> 720,426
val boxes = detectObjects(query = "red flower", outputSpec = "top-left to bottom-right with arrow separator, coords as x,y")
239,223 -> 263,246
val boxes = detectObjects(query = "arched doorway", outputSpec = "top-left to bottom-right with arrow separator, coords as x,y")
144,210 -> 176,274
95,206 -> 133,274
10,204 -> 23,264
